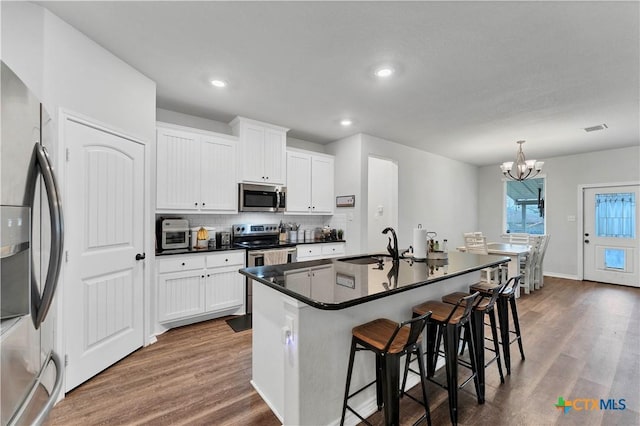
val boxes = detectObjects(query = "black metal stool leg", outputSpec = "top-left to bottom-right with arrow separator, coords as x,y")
488,308 -> 505,383
416,345 -> 432,426
340,338 -> 357,426
381,353 -> 401,426
376,354 -> 384,410
443,325 -> 459,425
510,297 -> 525,361
497,296 -> 511,375
426,322 -> 438,377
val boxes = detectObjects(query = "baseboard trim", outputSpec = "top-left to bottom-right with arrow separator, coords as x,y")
544,272 -> 579,280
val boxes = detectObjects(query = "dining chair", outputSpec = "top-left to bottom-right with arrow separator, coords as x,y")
463,234 -> 500,283
507,233 -> 530,245
533,235 -> 550,289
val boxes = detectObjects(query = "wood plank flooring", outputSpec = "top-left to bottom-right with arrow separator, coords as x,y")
47,277 -> 640,425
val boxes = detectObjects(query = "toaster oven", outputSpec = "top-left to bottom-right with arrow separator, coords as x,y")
159,218 -> 189,250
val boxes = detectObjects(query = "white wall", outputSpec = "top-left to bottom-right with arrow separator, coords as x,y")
327,133 -> 479,254
367,156 -> 398,252
2,0 -> 157,363
325,134 -> 364,254
478,146 -> 640,278
156,108 -> 231,134
360,134 -> 478,252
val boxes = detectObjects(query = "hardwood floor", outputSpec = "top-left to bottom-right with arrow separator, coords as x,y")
47,277 -> 640,425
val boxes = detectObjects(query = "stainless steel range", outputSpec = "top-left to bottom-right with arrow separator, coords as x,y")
227,224 -> 297,332
233,223 -> 297,263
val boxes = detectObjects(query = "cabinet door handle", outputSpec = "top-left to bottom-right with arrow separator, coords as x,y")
181,262 -> 185,266
225,258 -> 229,262
201,275 -> 205,278
135,253 -> 146,261
202,202 -> 206,206
207,274 -> 211,277
262,176 -> 265,179
194,202 -> 198,206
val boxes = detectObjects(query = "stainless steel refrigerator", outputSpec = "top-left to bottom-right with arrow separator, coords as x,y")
1,61 -> 64,425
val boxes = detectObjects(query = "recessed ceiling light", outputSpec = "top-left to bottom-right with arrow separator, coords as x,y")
374,67 -> 394,78
210,79 -> 227,88
340,119 -> 352,126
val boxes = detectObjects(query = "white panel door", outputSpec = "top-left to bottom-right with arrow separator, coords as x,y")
64,119 -> 145,391
311,156 -> 334,214
286,151 -> 312,213
584,185 -> 639,286
241,124 -> 266,183
264,128 -> 286,184
156,128 -> 200,210
204,265 -> 244,312
200,136 -> 237,212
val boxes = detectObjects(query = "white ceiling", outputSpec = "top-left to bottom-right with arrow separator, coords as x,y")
38,1 -> 639,166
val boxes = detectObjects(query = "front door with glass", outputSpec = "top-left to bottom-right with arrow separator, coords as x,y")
583,185 -> 639,287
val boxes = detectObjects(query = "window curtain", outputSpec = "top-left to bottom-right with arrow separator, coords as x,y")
595,193 -> 636,238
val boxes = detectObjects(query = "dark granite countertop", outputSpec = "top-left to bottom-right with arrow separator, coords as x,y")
156,239 -> 346,257
239,251 -> 509,310
155,245 -> 240,256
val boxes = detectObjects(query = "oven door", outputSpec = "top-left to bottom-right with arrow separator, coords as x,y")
162,230 -> 189,249
248,247 -> 297,267
239,183 -> 286,212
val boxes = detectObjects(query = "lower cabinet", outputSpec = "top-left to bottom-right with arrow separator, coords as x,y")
296,242 -> 346,261
157,251 -> 245,324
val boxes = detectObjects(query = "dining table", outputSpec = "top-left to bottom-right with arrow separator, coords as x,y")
457,242 -> 530,297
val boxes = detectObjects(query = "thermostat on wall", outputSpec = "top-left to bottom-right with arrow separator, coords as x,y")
336,195 -> 355,207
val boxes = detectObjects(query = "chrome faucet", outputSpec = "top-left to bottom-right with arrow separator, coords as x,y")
382,227 -> 399,263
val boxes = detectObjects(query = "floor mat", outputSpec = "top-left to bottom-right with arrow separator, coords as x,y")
226,314 -> 252,332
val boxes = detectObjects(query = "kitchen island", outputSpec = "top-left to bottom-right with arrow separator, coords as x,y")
239,251 -> 509,426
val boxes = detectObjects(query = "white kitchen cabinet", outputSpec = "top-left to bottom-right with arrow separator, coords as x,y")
296,242 -> 345,261
230,116 -> 288,185
156,123 -> 237,213
286,149 -> 334,215
157,251 -> 245,324
204,252 -> 245,312
158,270 -> 205,323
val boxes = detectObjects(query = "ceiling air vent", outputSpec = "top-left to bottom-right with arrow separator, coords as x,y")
584,124 -> 608,132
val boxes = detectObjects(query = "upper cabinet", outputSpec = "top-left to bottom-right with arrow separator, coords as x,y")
230,116 -> 288,185
156,123 -> 237,213
286,149 -> 335,215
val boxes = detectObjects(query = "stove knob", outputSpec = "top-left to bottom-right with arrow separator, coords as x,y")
241,227 -> 245,232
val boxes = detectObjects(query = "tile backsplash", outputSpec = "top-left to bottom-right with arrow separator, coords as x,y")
156,213 -> 348,239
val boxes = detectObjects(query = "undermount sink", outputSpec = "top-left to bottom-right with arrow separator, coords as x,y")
337,254 -> 391,264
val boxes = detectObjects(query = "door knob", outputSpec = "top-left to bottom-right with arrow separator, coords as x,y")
584,240 -> 590,244
135,253 -> 146,260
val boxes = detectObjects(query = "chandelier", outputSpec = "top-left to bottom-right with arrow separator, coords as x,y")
500,140 -> 544,181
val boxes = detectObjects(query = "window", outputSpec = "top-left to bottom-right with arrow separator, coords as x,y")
595,192 -> 636,238
504,177 -> 545,235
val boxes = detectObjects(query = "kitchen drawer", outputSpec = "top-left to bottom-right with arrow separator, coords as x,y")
206,251 -> 245,268
322,243 -> 345,257
297,244 -> 322,259
158,256 -> 205,274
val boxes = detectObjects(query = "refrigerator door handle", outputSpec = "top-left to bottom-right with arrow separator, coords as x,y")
25,144 -> 64,329
7,351 -> 64,426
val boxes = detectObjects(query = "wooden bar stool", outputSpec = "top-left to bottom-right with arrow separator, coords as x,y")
340,311 -> 432,426
405,292 -> 481,426
470,276 -> 524,375
441,279 -> 508,396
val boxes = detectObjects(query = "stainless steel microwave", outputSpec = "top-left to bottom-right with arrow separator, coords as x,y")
238,183 -> 286,213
